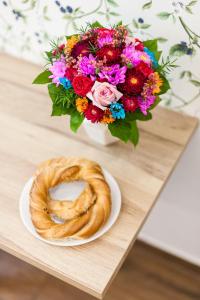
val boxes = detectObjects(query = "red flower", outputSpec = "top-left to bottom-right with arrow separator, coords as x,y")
136,62 -> 153,78
71,40 -> 90,57
135,38 -> 144,51
84,103 -> 104,123
97,28 -> 115,37
96,46 -> 121,64
65,67 -> 78,82
118,69 -> 146,95
72,76 -> 93,96
121,96 -> 139,112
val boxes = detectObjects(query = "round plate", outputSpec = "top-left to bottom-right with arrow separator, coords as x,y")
19,169 -> 121,246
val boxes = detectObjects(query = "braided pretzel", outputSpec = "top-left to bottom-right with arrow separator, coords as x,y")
30,158 -> 111,240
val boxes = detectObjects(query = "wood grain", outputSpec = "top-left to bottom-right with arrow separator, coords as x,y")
1,241 -> 200,300
0,54 -> 198,299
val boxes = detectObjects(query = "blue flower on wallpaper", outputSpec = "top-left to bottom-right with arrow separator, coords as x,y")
54,1 -> 73,14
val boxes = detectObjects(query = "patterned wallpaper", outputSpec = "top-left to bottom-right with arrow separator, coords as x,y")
0,0 -> 200,117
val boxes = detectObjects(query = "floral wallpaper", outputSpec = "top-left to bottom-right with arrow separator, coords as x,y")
0,0 -> 200,117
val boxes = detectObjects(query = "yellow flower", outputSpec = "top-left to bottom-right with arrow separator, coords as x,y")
101,109 -> 115,124
76,97 -> 88,113
152,72 -> 163,94
65,35 -> 79,53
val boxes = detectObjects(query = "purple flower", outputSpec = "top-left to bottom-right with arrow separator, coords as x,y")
99,64 -> 127,85
78,54 -> 96,76
122,46 -> 151,66
49,58 -> 66,86
97,34 -> 113,48
137,95 -> 155,115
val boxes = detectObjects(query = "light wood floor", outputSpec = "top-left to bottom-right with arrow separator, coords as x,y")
0,241 -> 199,300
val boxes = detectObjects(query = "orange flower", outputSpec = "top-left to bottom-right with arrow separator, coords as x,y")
65,35 -> 79,53
151,72 -> 163,94
76,97 -> 88,113
101,109 -> 115,124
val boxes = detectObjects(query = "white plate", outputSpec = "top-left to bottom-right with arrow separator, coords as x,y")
19,169 -> 121,246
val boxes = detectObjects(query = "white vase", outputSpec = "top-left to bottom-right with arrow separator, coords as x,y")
83,119 -> 118,146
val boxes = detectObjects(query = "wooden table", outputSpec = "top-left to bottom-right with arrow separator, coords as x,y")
0,54 -> 198,299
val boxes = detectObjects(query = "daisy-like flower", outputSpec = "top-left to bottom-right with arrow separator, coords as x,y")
150,72 -> 163,94
110,102 -> 125,119
96,46 -> 121,64
121,96 -> 139,112
76,97 -> 88,113
101,108 -> 115,124
118,69 -> 146,95
84,103 -> 104,123
59,77 -> 72,89
122,46 -> 151,66
77,54 -> 96,76
71,40 -> 91,58
137,95 -> 156,115
142,72 -> 163,96
49,58 -> 66,86
98,64 -> 127,85
136,61 -> 153,78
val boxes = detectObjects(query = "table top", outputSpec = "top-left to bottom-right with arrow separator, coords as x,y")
0,54 -> 198,299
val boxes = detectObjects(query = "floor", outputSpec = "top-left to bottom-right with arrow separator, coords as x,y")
0,241 -> 199,300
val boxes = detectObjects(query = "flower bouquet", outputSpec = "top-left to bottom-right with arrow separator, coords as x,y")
33,22 -> 170,145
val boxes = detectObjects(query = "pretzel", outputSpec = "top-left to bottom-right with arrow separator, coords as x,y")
30,158 -> 111,240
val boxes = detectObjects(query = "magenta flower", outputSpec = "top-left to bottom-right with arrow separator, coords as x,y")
78,54 -> 96,76
97,34 -> 113,48
122,46 -> 151,66
137,95 -> 155,115
49,58 -> 66,86
99,64 -> 127,85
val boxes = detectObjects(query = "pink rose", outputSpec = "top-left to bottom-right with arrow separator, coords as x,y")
86,81 -> 123,110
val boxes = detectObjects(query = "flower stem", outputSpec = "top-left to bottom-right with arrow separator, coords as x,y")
179,17 -> 200,49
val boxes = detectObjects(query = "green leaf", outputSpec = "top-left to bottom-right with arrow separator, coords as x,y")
108,120 -> 131,142
157,37 -> 168,43
143,39 -> 158,52
65,33 -> 79,40
185,6 -> 193,14
169,44 -> 186,56
190,79 -> 200,87
157,12 -> 171,20
125,110 -> 152,121
32,70 -> 51,84
132,19 -> 139,29
107,0 -> 118,7
155,50 -> 162,61
187,0 -> 197,6
109,12 -> 120,16
48,84 -> 76,106
180,70 -> 192,79
48,83 -> 60,102
129,121 -> 139,146
140,23 -> 151,29
158,75 -> 170,95
143,39 -> 162,62
51,103 -> 72,116
90,21 -> 103,28
45,51 -> 53,61
116,20 -> 123,26
142,0 -> 152,9
70,110 -> 84,132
